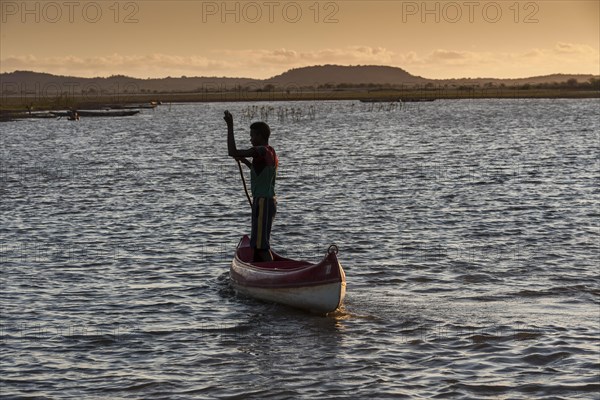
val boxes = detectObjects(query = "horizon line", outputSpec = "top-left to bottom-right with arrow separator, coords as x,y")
2,65 -> 599,82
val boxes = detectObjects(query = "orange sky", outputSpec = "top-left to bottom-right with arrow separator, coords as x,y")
1,0 -> 598,79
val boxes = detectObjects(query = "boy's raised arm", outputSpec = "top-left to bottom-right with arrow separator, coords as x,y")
225,110 -> 256,158
225,110 -> 237,157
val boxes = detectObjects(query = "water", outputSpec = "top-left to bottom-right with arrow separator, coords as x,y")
1,99 -> 599,399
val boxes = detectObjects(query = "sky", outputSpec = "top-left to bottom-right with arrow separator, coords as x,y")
0,0 -> 598,79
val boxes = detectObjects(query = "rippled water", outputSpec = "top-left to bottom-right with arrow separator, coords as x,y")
1,99 -> 599,399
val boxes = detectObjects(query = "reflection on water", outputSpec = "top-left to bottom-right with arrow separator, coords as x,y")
1,99 -> 599,398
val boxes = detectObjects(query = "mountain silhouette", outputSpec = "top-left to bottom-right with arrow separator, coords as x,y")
1,65 -> 597,94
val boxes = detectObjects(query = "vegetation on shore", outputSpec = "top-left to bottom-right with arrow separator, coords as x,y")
1,78 -> 598,115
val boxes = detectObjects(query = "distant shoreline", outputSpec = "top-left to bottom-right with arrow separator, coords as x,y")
1,88 -> 598,119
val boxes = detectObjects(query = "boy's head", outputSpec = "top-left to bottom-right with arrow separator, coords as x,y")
250,121 -> 271,146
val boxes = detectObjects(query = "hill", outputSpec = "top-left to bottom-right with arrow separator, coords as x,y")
0,71 -> 261,95
1,66 -> 598,97
266,65 -> 429,86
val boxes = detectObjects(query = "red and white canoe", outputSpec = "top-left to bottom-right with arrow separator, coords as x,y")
230,235 -> 346,314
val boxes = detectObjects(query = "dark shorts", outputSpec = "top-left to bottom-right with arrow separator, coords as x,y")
251,197 -> 276,250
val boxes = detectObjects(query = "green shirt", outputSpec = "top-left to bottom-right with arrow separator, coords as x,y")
251,145 -> 278,198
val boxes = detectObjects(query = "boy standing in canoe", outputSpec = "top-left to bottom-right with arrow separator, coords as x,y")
224,110 -> 278,262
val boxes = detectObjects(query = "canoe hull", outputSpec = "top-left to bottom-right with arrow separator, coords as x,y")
52,110 -> 140,117
230,236 -> 346,314
231,279 -> 346,314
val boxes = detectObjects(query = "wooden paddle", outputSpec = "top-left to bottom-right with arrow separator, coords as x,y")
236,159 -> 253,209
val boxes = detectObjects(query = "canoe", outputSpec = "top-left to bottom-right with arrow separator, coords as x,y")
360,98 -> 400,103
230,235 -> 346,314
52,110 -> 140,117
400,98 -> 436,102
110,104 -> 156,109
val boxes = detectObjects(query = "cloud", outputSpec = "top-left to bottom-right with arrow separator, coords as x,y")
1,43 -> 597,79
523,49 -> 544,58
396,49 -> 494,68
429,50 -> 470,61
0,46 -> 398,77
218,46 -> 396,66
553,42 -> 597,55
395,43 -> 599,78
0,54 -> 239,78
508,43 -> 599,74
